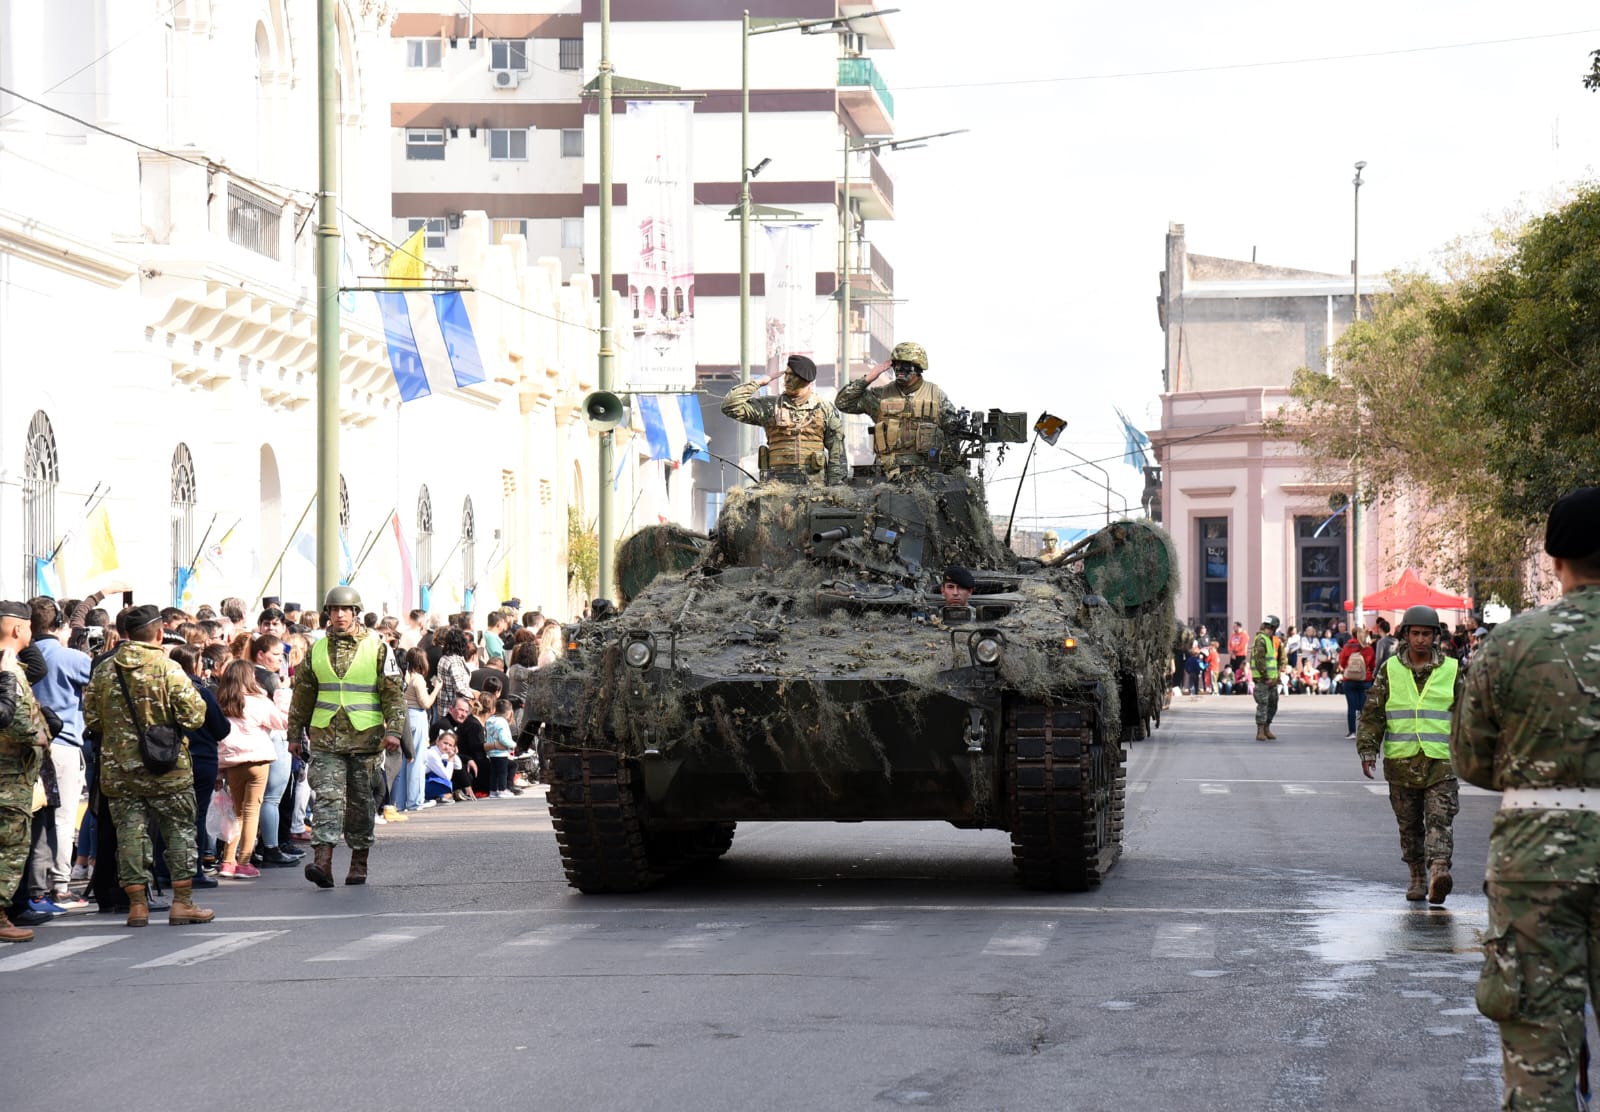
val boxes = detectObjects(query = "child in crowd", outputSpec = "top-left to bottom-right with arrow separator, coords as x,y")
485,698 -> 516,798
424,732 -> 459,804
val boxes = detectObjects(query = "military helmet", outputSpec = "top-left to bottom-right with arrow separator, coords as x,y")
1042,530 -> 1059,544
890,341 -> 928,372
1263,614 -> 1280,630
323,585 -> 362,611
1398,604 -> 1440,636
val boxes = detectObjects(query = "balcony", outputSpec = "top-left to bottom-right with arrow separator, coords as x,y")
838,57 -> 894,136
841,148 -> 894,221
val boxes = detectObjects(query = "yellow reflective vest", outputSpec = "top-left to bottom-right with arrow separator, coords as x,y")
1250,630 -> 1280,682
308,632 -> 384,732
1382,654 -> 1457,760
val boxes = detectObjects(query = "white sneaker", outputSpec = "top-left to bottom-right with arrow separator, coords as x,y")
420,800 -> 436,809
70,863 -> 90,882
375,813 -> 388,824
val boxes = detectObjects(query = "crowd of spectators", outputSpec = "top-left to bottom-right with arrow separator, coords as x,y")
5,593 -> 562,929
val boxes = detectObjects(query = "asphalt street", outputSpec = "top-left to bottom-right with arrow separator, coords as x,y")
0,694 -> 1532,1111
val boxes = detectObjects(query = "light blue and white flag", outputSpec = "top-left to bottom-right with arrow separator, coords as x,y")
375,291 -> 487,402
636,394 -> 709,464
1115,407 -> 1152,472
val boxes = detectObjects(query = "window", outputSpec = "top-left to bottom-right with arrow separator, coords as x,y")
406,38 -> 442,68
338,474 -> 350,532
492,219 -> 528,245
1197,517 -> 1228,638
21,410 -> 58,591
558,38 -> 582,70
406,217 -> 446,251
489,128 -> 527,161
1295,514 -> 1346,628
462,497 -> 477,592
416,486 -> 434,590
560,128 -> 584,158
490,39 -> 527,71
405,128 -> 445,161
170,445 -> 196,605
226,181 -> 280,259
562,218 -> 583,250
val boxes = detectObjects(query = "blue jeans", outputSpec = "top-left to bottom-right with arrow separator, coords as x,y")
1343,680 -> 1371,735
257,734 -> 290,849
403,708 -> 430,810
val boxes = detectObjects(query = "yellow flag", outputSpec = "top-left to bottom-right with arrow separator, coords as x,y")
84,504 -> 121,581
388,227 -> 427,288
497,554 -> 513,608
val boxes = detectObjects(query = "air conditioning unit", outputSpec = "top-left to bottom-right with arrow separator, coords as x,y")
493,69 -> 522,89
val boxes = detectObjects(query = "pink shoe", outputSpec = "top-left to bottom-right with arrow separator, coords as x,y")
233,863 -> 261,879
219,862 -> 238,877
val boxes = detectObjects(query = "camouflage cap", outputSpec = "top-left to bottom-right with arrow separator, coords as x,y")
890,341 -> 928,371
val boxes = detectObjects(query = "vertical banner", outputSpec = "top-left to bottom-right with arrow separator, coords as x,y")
623,100 -> 696,391
763,223 -> 818,385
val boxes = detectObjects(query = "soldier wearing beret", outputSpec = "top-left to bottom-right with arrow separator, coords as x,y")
941,565 -> 977,608
0,600 -> 52,942
720,354 -> 846,484
82,604 -> 212,927
1454,486 -> 1600,1110
836,341 -> 959,477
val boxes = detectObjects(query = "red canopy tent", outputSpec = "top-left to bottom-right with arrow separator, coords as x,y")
1361,568 -> 1474,612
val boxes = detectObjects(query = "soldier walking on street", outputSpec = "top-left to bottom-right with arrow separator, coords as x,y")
1250,615 -> 1284,740
1453,487 -> 1600,1111
720,354 -> 845,484
82,604 -> 212,927
0,600 -> 50,942
1357,603 -> 1463,904
835,341 -> 958,476
287,586 -> 405,888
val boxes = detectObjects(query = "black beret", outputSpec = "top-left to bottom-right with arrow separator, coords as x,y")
261,596 -> 281,608
1545,487 -> 1600,559
124,604 -> 162,633
943,565 -> 977,590
501,598 -> 521,609
785,354 -> 817,383
0,600 -> 29,620
283,602 -> 303,612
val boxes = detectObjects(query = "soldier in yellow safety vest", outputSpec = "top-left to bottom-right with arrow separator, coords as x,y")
1356,604 -> 1464,904
287,585 -> 405,888
1249,615 -> 1285,740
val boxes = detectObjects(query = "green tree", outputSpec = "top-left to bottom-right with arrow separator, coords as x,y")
1585,48 -> 1599,91
566,505 -> 598,604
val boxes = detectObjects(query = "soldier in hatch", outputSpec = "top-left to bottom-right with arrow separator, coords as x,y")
720,354 -> 845,484
835,341 -> 959,476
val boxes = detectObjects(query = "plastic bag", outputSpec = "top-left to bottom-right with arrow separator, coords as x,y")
206,785 -> 240,845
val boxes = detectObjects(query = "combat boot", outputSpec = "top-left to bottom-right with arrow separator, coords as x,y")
1255,725 -> 1269,741
1405,862 -> 1427,901
0,909 -> 34,944
167,882 -> 214,925
1427,862 -> 1453,905
124,885 -> 149,928
345,848 -> 369,886
304,843 -> 335,889
1263,725 -> 1277,740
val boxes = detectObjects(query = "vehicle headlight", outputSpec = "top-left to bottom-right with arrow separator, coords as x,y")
623,634 -> 655,669
969,631 -> 1004,667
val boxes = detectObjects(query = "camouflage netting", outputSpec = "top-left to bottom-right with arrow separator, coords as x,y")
615,524 -> 711,608
528,473 -> 1178,796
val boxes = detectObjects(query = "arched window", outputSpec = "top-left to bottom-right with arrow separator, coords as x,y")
673,286 -> 685,318
338,474 -> 350,532
462,497 -> 476,594
416,485 -> 434,590
21,411 -> 58,590
170,444 -> 197,605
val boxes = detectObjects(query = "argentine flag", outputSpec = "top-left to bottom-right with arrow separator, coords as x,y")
375,291 -> 487,402
636,394 -> 709,464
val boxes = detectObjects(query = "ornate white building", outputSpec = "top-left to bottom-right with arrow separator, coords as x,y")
0,0 -> 660,617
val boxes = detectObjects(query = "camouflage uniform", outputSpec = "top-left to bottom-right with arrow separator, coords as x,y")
1249,627 -> 1284,728
1452,584 -> 1600,1110
0,661 -> 50,908
835,376 -> 957,475
287,628 -> 405,851
1356,647 -> 1463,872
720,380 -> 846,484
82,643 -> 208,888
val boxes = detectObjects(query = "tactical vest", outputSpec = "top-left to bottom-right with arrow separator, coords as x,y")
872,380 -> 943,461
1382,654 -> 1457,760
309,633 -> 384,731
766,400 -> 828,472
1250,631 -> 1280,682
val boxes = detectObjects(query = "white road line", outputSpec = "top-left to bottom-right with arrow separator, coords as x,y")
810,920 -> 897,956
1198,783 -> 1231,794
1127,781 -> 1150,793
1151,922 -> 1216,959
131,931 -> 287,969
306,924 -> 443,963
0,935 -> 127,973
503,923 -> 601,948
1282,784 -> 1317,795
654,921 -> 750,955
981,921 -> 1058,957
1366,785 -> 1390,796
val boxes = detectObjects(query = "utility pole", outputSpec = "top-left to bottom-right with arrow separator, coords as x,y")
314,0 -> 340,603
596,0 -> 615,603
1351,160 -> 1366,628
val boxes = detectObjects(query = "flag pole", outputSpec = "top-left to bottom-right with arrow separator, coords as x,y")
347,506 -> 398,582
257,492 -> 317,605
314,0 -> 342,604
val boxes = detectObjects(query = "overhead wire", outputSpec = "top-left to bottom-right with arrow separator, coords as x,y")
0,0 -> 188,120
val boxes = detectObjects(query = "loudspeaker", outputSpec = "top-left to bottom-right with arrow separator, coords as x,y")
582,390 -> 625,430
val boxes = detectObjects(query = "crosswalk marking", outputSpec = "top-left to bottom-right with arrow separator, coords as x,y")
654,921 -> 749,955
504,923 -> 600,948
1283,784 -> 1317,795
811,920 -> 897,956
1127,781 -> 1150,793
0,935 -> 126,973
306,925 -> 443,963
982,921 -> 1057,957
131,931 -> 287,969
1198,783 -> 1231,794
1151,923 -> 1215,959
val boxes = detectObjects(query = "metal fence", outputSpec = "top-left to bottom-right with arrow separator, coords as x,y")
227,181 -> 281,260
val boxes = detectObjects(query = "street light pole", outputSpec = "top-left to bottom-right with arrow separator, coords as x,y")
314,0 -> 340,602
596,0 -> 615,603
1351,160 -> 1366,628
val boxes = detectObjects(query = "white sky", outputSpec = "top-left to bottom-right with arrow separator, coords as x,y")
866,1 -> 1600,532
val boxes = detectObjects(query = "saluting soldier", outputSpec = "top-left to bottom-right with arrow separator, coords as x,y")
1453,486 -> 1600,1110
835,341 -> 957,476
720,354 -> 845,484
0,600 -> 50,943
82,604 -> 212,927
287,585 -> 405,888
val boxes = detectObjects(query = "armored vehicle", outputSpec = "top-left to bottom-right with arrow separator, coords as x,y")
526,410 -> 1177,892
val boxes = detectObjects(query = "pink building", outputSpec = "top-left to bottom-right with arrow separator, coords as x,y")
1151,223 -> 1392,636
